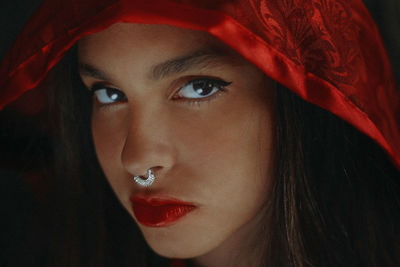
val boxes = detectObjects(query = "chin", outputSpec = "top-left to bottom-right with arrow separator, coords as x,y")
139,225 -> 224,259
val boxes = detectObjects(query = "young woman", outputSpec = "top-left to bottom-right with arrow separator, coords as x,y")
1,0 -> 399,266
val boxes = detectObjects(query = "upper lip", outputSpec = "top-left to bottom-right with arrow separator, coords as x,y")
130,195 -> 196,207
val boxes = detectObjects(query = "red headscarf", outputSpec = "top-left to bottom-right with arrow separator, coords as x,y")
1,0 -> 399,169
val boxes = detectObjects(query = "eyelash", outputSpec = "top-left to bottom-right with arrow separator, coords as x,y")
173,78 -> 231,106
89,77 -> 232,108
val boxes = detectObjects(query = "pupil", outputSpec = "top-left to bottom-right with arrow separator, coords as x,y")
107,89 -> 119,100
194,81 -> 213,96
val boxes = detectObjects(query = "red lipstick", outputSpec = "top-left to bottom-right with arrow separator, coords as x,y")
130,196 -> 196,227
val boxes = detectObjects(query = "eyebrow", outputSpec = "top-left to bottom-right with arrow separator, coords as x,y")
78,47 -> 236,82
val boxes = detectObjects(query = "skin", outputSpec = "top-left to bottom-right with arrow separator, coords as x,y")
78,23 -> 275,266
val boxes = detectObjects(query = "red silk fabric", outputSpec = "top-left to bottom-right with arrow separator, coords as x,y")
0,0 -> 399,169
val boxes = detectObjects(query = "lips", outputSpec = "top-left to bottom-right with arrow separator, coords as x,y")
130,196 -> 196,227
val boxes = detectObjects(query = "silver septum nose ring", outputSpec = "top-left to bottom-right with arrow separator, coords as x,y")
133,168 -> 155,187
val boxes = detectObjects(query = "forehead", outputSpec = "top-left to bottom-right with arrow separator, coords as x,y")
78,23 -> 224,61
77,23 -> 248,84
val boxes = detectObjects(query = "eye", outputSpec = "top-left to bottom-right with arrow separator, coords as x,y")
91,85 -> 126,104
174,78 -> 231,100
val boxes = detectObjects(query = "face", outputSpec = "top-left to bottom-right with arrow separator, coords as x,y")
78,23 -> 275,260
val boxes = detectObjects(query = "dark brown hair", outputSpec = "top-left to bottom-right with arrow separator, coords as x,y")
270,83 -> 400,266
9,45 -> 400,267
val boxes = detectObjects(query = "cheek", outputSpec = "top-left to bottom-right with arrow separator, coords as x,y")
150,103 -> 274,257
91,109 -> 128,194
175,94 -> 274,190
173,99 -> 274,222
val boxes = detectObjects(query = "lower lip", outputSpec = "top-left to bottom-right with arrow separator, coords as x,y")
130,197 -> 196,227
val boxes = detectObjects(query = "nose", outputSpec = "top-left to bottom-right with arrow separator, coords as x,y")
121,107 -> 176,181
